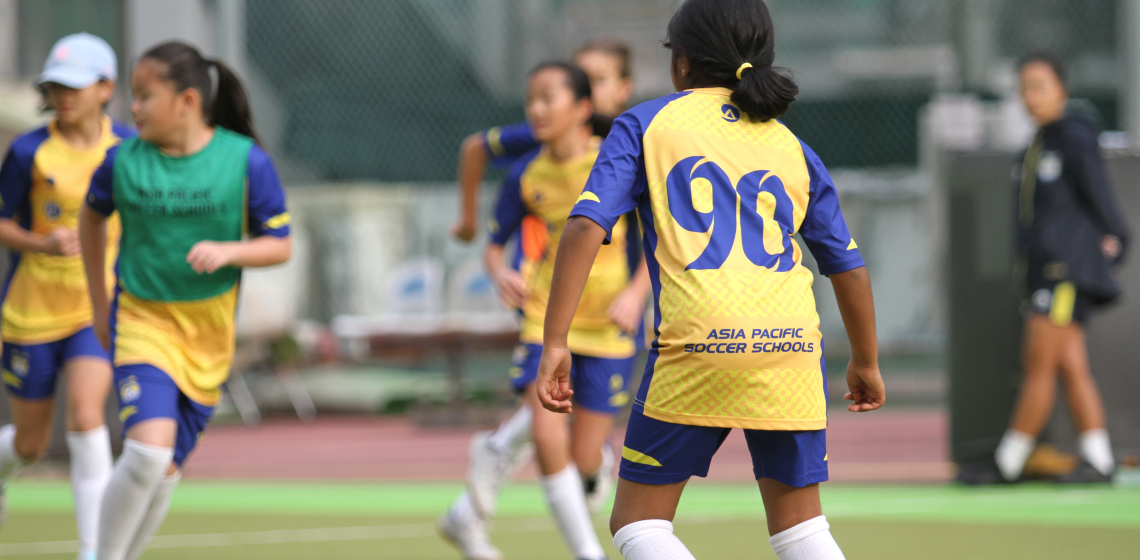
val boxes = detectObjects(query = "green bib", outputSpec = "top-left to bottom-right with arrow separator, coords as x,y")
113,128 -> 252,301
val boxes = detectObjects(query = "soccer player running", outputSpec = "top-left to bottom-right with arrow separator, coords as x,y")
536,1 -> 885,559
443,61 -> 644,560
991,53 -> 1129,484
0,33 -> 129,560
78,42 -> 291,560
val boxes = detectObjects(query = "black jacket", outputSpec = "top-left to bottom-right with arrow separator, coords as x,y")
1014,115 -> 1130,304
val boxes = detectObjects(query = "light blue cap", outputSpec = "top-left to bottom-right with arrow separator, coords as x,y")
36,33 -> 117,89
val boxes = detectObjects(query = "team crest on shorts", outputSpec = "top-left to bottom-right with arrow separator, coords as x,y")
512,345 -> 529,365
119,376 -> 141,403
10,351 -> 29,377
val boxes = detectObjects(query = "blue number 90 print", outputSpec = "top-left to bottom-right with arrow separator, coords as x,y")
666,156 -> 796,272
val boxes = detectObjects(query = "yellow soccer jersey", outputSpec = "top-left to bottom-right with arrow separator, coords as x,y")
489,139 -> 636,359
570,88 -> 865,430
0,117 -> 128,344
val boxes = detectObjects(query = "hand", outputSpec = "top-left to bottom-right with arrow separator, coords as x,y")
450,219 -> 478,243
187,241 -> 236,274
844,359 -> 885,412
536,345 -> 573,413
608,286 -> 645,334
45,227 -> 80,256
1102,235 -> 1122,260
491,268 -> 528,309
93,314 -> 111,350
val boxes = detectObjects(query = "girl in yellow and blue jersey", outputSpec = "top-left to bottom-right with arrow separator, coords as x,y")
0,33 -> 128,559
536,1 -> 885,559
78,41 -> 291,560
478,61 -> 646,560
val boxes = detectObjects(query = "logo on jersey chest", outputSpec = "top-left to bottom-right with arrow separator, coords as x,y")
1037,151 -> 1063,183
44,200 -> 62,221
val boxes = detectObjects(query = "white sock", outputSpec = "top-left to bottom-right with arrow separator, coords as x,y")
540,465 -> 605,560
1078,428 -> 1115,476
994,429 -> 1035,481
448,490 -> 483,525
96,440 -> 173,560
66,426 -> 113,557
613,519 -> 696,560
769,516 -> 845,560
487,406 -> 533,454
0,424 -> 29,480
124,471 -> 180,560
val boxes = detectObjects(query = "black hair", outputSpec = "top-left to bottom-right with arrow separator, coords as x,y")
528,60 -> 611,137
1017,51 -> 1067,87
664,0 -> 798,122
574,38 -> 633,79
139,41 -> 260,143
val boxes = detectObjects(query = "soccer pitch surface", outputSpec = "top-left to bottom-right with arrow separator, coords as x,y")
4,480 -> 1139,559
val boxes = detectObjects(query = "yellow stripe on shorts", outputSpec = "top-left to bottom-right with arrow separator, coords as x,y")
1050,281 -> 1076,327
621,446 -> 662,467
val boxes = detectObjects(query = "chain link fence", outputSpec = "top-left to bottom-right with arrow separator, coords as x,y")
241,0 -> 1122,182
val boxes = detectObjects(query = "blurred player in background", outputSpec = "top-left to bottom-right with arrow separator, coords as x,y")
450,39 -> 634,242
536,1 -> 885,559
440,61 -> 647,560
79,41 -> 291,560
0,33 -> 128,560
992,52 -> 1129,485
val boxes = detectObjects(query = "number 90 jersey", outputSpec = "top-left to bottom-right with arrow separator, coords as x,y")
570,87 -> 864,431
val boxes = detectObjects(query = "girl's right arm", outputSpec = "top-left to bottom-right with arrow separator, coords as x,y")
451,133 -> 489,243
78,205 -> 110,348
0,220 -> 78,256
830,266 -> 885,412
483,242 -> 526,309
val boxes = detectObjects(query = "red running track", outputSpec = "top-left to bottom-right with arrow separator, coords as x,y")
183,408 -> 951,483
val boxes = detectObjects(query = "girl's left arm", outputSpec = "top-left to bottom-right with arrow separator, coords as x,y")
187,236 -> 291,274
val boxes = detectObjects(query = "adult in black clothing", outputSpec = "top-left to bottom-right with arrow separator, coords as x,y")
994,53 -> 1129,483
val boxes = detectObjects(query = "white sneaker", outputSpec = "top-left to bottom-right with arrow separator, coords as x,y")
467,431 -> 532,517
75,550 -> 96,560
584,444 -> 615,514
0,483 -> 7,530
437,509 -> 503,560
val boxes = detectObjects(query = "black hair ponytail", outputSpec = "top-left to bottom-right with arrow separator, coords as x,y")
528,60 -> 611,137
140,41 -> 260,143
664,0 -> 798,122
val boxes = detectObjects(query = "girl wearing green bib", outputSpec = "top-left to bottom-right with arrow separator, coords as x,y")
79,42 -> 291,560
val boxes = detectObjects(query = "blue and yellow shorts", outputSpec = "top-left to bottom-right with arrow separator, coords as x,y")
619,408 -> 828,488
115,363 -> 214,466
509,343 -> 634,415
1,327 -> 109,400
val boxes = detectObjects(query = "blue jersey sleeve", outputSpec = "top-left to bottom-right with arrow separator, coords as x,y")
0,128 -> 49,220
488,150 -> 536,246
569,112 -> 646,244
483,121 -> 540,169
86,145 -> 118,217
247,145 -> 290,238
111,121 -> 136,141
798,140 -> 865,276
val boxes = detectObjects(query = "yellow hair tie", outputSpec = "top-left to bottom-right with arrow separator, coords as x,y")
736,62 -> 753,80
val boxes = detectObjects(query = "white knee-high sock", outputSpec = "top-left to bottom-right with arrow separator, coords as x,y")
994,429 -> 1035,481
769,516 -> 845,560
96,440 -> 173,560
487,406 -> 533,454
0,425 -> 29,480
1078,428 -> 1115,476
613,519 -> 696,560
66,426 -> 113,557
540,465 -> 605,560
124,471 -> 180,560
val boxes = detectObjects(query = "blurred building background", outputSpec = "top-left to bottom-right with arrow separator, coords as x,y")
0,0 -> 1136,414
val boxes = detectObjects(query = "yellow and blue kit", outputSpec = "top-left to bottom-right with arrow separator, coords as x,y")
86,130 -> 289,465
0,117 -> 130,399
569,88 -> 864,486
489,141 -> 636,414
482,121 -> 539,168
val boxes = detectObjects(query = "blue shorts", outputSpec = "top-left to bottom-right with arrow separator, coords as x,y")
1,327 -> 110,400
115,364 -> 215,467
509,343 -> 635,415
619,408 -> 828,488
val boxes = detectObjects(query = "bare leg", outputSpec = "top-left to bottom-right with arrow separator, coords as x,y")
64,357 -> 112,432
570,408 -> 612,475
609,477 -> 687,535
1009,316 -> 1066,437
757,479 -> 823,536
527,383 -> 571,476
1055,325 -> 1106,432
8,396 -> 54,461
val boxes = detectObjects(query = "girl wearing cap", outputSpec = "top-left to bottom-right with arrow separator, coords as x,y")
0,33 -> 130,559
79,41 -> 290,560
